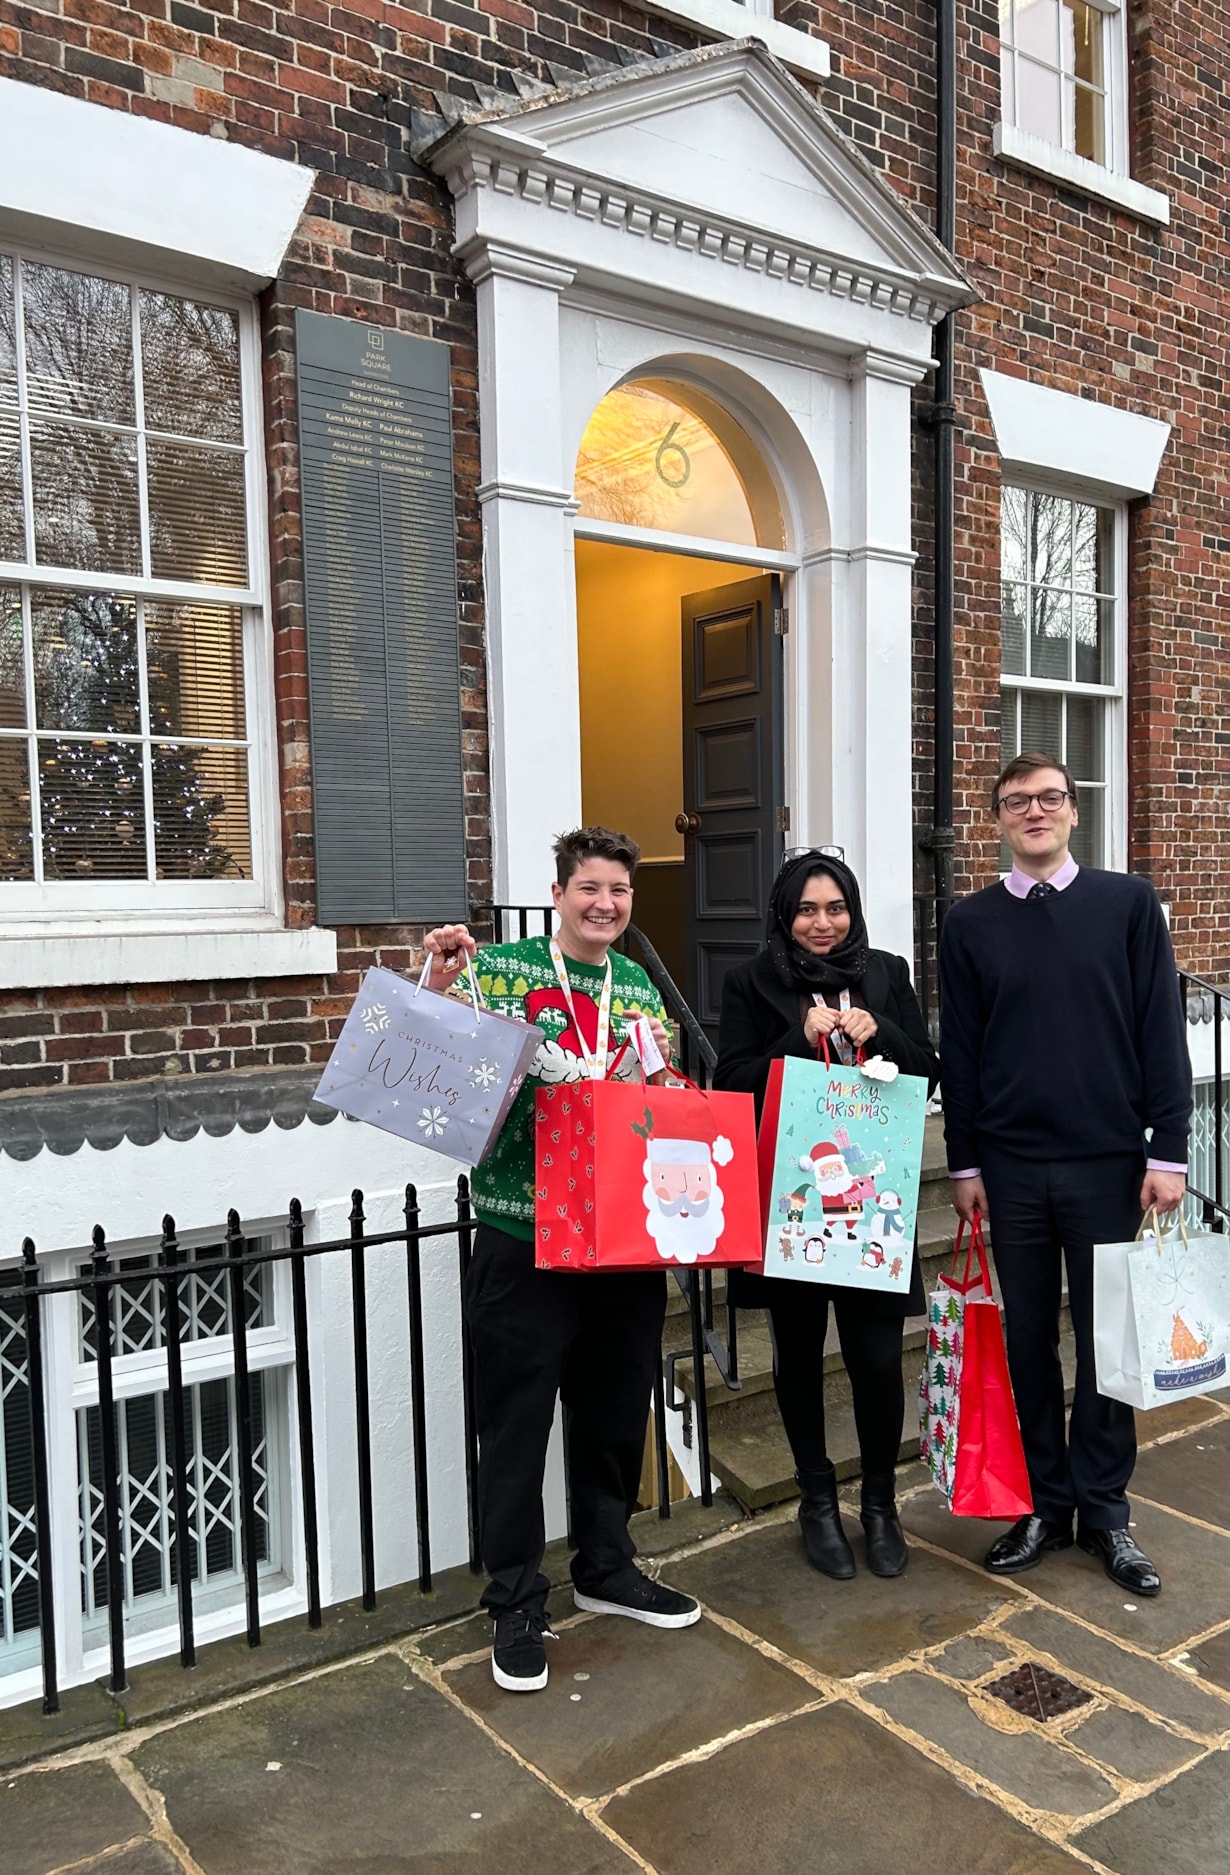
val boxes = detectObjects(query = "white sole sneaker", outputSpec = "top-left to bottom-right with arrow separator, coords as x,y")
491,1652 -> 548,1692
572,1589 -> 702,1629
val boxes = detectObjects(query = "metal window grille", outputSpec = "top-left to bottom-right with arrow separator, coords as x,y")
79,1244 -> 269,1360
1187,1079 -> 1228,1231
78,1372 -> 277,1631
0,1277 -> 39,1667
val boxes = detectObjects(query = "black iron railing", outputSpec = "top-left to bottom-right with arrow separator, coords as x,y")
1179,970 -> 1228,1232
12,1175 -> 709,1718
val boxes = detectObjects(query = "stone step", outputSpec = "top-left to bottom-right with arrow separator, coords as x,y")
697,1325 -> 1079,1511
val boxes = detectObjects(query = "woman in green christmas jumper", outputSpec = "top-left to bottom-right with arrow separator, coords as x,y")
421,826 -> 701,1696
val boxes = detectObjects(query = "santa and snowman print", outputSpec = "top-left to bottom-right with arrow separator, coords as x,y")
777,1127 -> 908,1279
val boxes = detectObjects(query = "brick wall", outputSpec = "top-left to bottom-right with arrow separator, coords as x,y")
0,0 -> 1225,1099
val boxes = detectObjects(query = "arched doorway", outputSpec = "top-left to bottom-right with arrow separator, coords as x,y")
573,378 -> 798,1035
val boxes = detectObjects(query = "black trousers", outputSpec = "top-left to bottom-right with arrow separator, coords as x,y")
464,1223 -> 667,1614
766,1284 -> 905,1479
979,1145 -> 1142,1530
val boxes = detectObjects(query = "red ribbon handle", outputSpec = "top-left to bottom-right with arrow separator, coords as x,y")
949,1214 -> 993,1296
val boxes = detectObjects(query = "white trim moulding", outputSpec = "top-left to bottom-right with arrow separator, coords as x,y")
640,3 -> 831,82
0,927 -> 339,990
0,76 -> 316,289
979,368 -> 1171,502
992,122 -> 1170,227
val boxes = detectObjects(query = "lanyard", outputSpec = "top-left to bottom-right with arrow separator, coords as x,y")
549,937 -> 613,1081
813,988 -> 855,1065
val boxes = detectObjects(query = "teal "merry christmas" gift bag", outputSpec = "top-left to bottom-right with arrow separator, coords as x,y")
755,1046 -> 927,1293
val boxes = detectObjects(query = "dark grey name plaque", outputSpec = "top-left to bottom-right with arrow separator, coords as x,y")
296,311 -> 467,924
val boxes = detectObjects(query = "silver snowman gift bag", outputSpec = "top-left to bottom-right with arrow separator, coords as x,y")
313,958 -> 543,1165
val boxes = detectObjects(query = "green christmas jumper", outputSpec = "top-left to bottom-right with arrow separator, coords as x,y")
465,935 -> 668,1242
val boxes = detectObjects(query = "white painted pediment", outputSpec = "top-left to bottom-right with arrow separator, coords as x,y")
425,41 -> 970,311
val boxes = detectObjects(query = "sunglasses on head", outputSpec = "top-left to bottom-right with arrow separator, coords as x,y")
782,844 -> 845,864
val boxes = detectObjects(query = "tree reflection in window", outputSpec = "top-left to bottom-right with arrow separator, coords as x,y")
0,252 -> 254,890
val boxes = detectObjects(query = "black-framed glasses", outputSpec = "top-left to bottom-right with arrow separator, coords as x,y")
783,843 -> 845,863
996,789 -> 1074,816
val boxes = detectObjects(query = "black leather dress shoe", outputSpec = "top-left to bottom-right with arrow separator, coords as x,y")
1076,1526 -> 1161,1597
983,1514 -> 1074,1574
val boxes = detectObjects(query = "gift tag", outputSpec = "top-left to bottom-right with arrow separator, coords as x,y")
627,1016 -> 666,1076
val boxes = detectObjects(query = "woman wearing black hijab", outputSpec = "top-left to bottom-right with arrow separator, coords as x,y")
715,851 -> 939,1579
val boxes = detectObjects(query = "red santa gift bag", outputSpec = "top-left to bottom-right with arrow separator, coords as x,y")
918,1218 -> 1033,1519
535,1071 -> 761,1272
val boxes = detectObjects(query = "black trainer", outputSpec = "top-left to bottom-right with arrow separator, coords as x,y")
573,1566 -> 701,1628
491,1606 -> 558,1692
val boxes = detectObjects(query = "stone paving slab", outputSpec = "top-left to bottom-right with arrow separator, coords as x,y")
1184,1624 -> 1230,1692
998,1604 -> 1230,1739
603,1702 -> 1091,1875
1073,1745 -> 1230,1875
663,1518 -> 1010,1677
900,1484 -> 1230,1654
931,1635 -> 1015,1681
862,1670 -> 1117,1816
1064,1702 -> 1202,1782
1131,1420 -> 1229,1526
444,1611 -> 814,1798
75,1846 -> 182,1875
0,1679 -> 121,1774
132,1654 -> 636,1875
1133,1396 -> 1227,1441
0,1762 -> 148,1875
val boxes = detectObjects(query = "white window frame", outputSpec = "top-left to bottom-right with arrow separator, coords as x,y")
0,238 -> 282,929
998,477 -> 1128,873
638,3 -> 831,82
993,1 -> 1170,223
0,1226 -> 301,1703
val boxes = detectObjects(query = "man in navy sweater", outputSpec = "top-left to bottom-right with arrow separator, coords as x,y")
939,753 -> 1191,1595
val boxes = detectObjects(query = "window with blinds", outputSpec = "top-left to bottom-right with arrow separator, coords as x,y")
999,486 -> 1123,868
0,251 -> 266,908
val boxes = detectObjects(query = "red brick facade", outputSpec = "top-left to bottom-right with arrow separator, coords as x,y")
0,0 -> 1225,1097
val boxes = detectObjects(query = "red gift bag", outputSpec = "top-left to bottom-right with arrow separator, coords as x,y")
919,1218 -> 1033,1519
535,1068 -> 761,1272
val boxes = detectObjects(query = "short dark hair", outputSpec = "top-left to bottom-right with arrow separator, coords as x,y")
553,825 -> 641,887
992,751 -> 1078,813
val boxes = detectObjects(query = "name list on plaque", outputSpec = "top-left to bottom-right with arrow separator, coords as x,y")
296,310 -> 467,924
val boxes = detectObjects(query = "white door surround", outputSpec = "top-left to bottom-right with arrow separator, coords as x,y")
423,39 -> 973,958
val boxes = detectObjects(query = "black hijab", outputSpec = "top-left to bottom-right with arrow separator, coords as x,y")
765,851 -> 870,993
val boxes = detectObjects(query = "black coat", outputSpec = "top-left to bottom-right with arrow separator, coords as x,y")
714,947 -> 939,1317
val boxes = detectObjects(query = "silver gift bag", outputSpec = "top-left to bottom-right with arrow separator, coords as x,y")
313,960 -> 543,1165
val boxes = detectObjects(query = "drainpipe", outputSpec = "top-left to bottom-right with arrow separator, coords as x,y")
929,0 -> 958,909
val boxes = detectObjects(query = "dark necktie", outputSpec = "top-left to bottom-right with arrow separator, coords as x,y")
1028,881 -> 1056,899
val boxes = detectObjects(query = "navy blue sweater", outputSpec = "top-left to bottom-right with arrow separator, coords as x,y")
938,869 -> 1191,1171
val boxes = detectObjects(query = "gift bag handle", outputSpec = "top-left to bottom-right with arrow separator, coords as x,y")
611,1034 -> 708,1099
816,1034 -> 866,1069
950,1214 -> 993,1295
1136,1203 -> 1190,1254
414,950 -> 484,1014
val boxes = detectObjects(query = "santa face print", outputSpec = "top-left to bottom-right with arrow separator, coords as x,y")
650,1162 -> 713,1215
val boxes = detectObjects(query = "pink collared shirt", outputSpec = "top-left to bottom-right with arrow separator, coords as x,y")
949,858 -> 1186,1178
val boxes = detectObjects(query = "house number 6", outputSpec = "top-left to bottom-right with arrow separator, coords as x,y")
655,421 -> 691,489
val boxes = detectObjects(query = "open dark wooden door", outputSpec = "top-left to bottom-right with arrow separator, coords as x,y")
679,574 -> 784,1047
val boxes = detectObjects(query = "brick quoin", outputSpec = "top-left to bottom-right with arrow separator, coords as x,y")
0,0 -> 1225,1092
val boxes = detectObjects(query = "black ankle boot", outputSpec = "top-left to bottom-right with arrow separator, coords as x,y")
860,1471 -> 909,1577
796,1463 -> 856,1578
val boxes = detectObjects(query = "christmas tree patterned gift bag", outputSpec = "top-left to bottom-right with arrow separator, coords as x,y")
919,1218 -> 1032,1519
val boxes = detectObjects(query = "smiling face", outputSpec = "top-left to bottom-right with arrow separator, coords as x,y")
551,856 -> 633,962
791,872 -> 851,954
995,764 -> 1078,876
